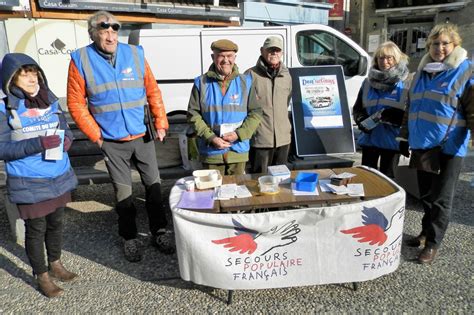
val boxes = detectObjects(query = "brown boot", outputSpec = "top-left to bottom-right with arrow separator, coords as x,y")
37,272 -> 63,298
49,260 -> 78,282
418,247 -> 438,264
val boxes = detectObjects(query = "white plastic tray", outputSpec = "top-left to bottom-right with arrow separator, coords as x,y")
193,170 -> 223,190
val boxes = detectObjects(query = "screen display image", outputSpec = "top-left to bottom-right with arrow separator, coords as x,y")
290,66 -> 355,156
299,75 -> 343,129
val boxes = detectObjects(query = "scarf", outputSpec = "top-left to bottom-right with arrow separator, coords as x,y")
418,46 -> 468,73
368,60 -> 409,91
258,56 -> 280,79
10,82 -> 50,109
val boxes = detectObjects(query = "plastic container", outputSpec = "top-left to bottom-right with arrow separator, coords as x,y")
193,170 -> 222,189
258,175 -> 279,195
295,172 -> 319,192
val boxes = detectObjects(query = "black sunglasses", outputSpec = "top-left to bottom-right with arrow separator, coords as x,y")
99,21 -> 120,31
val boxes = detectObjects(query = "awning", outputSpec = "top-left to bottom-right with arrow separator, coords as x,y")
36,0 -> 240,21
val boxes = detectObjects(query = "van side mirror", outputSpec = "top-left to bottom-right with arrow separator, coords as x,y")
358,56 -> 368,76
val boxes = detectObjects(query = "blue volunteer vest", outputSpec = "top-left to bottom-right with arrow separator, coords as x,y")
2,99 -> 71,178
196,74 -> 252,156
357,79 -> 408,151
408,60 -> 472,156
70,43 -> 147,140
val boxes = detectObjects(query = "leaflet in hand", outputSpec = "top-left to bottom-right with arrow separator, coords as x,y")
219,121 -> 243,136
45,129 -> 64,161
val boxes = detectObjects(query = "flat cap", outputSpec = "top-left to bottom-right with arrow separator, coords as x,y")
211,39 -> 238,52
262,36 -> 283,50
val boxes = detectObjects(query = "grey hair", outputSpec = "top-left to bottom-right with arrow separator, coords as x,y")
87,11 -> 120,39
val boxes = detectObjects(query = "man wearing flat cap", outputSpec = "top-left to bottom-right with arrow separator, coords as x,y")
187,39 -> 262,175
245,36 -> 292,173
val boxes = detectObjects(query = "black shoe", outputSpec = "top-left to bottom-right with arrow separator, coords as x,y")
405,234 -> 426,248
154,229 -> 176,255
124,238 -> 144,262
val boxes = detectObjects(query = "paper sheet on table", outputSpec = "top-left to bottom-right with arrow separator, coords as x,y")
318,179 -> 332,192
177,190 -> 215,209
326,183 -> 350,195
330,172 -> 356,179
215,184 -> 238,200
347,183 -> 365,196
235,185 -> 252,198
291,183 -> 319,196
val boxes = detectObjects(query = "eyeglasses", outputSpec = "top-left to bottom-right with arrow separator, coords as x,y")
266,47 -> 282,53
431,41 -> 452,48
378,56 -> 394,61
99,21 -> 120,32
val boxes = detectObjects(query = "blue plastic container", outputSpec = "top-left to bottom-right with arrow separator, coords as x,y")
295,172 -> 319,192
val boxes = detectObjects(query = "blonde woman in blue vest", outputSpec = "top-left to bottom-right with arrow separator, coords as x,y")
399,24 -> 474,264
353,41 -> 411,178
0,53 -> 78,297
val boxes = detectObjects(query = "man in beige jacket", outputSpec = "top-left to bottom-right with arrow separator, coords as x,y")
245,36 -> 293,173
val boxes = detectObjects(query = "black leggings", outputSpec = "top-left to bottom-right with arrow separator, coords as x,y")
361,146 -> 400,178
24,207 -> 64,275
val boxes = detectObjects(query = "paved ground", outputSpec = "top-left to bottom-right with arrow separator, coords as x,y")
0,152 -> 473,313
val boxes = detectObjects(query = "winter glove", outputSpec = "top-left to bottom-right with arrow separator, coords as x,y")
399,140 -> 410,158
39,135 -> 61,150
381,107 -> 404,126
63,136 -> 72,152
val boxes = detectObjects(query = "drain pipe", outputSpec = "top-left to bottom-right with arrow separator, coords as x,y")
360,0 -> 366,48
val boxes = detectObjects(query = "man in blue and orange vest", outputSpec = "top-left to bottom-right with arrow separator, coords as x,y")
67,11 -> 174,262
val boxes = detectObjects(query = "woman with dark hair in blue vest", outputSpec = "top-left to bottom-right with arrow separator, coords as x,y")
0,53 -> 78,297
399,24 -> 474,264
353,41 -> 411,178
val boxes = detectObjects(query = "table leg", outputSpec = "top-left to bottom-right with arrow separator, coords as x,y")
227,290 -> 233,305
352,282 -> 358,291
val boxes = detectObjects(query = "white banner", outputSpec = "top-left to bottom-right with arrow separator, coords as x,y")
170,171 -> 405,290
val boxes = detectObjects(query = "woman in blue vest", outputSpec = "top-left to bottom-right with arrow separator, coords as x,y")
353,41 -> 411,178
399,24 -> 474,264
0,53 -> 78,297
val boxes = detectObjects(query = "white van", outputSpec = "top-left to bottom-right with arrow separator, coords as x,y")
129,24 -> 370,117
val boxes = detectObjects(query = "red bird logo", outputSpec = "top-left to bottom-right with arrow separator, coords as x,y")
212,219 -> 300,256
340,206 -> 404,246
21,108 -> 42,118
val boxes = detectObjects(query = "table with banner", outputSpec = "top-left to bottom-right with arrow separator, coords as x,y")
169,166 -> 405,295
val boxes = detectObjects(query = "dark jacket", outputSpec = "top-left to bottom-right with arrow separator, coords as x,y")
0,53 -> 77,204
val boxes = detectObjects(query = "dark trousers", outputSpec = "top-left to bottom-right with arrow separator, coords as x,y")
250,144 -> 290,174
361,146 -> 400,178
24,207 -> 63,275
417,153 -> 464,248
101,137 -> 167,240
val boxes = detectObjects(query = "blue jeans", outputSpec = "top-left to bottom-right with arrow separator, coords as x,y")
417,153 -> 464,248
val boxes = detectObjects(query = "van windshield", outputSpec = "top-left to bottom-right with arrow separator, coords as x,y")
296,30 -> 361,77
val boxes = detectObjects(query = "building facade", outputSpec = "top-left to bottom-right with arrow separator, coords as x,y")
348,0 -> 474,71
